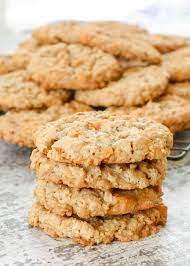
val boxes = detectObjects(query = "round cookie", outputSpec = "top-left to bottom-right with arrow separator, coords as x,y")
33,22 -> 161,63
0,70 -> 71,111
29,202 -> 167,246
35,111 -> 173,166
163,47 -> 190,82
28,43 -> 123,90
35,179 -> 163,218
31,149 -> 166,190
75,66 -> 169,107
109,95 -> 190,134
0,101 -> 92,147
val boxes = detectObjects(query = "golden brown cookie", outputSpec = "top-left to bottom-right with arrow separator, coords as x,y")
35,111 -> 173,166
75,66 -> 169,107
0,70 -> 71,111
28,43 -> 123,90
31,149 -> 166,190
0,101 -> 92,147
163,47 -> 190,81
35,179 -> 163,218
29,202 -> 167,246
33,22 -> 161,63
109,95 -> 190,133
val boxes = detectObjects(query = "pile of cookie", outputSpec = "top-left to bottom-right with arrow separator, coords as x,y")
0,21 -> 190,149
29,112 -> 173,245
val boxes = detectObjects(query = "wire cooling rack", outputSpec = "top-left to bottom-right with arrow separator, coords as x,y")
168,130 -> 190,160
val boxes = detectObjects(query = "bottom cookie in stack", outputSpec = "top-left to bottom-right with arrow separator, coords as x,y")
29,112 -> 172,246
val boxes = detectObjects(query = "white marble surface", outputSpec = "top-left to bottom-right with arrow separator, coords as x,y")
0,140 -> 190,266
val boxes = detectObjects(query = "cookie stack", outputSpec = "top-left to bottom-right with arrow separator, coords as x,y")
29,112 -> 173,245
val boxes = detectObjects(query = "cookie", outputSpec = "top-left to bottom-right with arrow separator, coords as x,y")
163,47 -> 190,81
29,202 -> 167,246
0,55 -> 20,74
35,179 -> 162,219
75,66 -> 169,107
109,95 -> 190,133
0,101 -> 92,147
167,82 -> 190,99
28,43 -> 123,90
141,34 -> 187,53
35,111 -> 173,166
31,149 -> 166,190
33,22 -> 161,63
0,70 -> 71,111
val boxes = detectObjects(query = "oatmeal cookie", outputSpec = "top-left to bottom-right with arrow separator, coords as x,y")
35,111 -> 173,166
0,70 -> 71,111
75,66 -> 169,107
31,149 -> 166,190
29,202 -> 167,246
28,43 -> 123,90
0,101 -> 92,147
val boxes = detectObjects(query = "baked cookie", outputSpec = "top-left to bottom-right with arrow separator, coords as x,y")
141,34 -> 187,53
0,101 -> 92,147
0,55 -> 20,74
28,43 -> 123,90
109,95 -> 190,133
33,22 -> 161,63
0,70 -> 71,111
167,82 -> 190,99
29,202 -> 167,246
31,149 -> 166,190
163,47 -> 190,81
35,111 -> 173,166
75,66 -> 169,107
35,180 -> 162,218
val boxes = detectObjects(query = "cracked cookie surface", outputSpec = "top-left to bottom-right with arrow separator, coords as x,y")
0,70 -> 71,111
75,66 -> 169,107
35,179 -> 163,218
31,149 -> 166,190
35,111 -> 173,166
29,202 -> 167,246
28,43 -> 123,90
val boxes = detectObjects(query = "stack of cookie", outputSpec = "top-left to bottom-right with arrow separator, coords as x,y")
29,112 -> 173,245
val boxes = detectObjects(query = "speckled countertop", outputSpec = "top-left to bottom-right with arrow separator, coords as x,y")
0,138 -> 190,266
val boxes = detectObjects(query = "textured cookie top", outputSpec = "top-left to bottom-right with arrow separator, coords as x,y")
29,202 -> 167,246
31,149 -> 166,190
28,43 -> 123,90
167,82 -> 190,99
141,34 -> 187,53
33,22 -> 161,63
109,95 -> 190,134
35,179 -> 162,218
0,70 -> 71,111
35,111 -> 173,166
0,101 -> 92,147
163,47 -> 190,82
75,66 -> 169,107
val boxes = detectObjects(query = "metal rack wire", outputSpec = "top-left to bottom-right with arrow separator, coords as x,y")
168,130 -> 190,160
